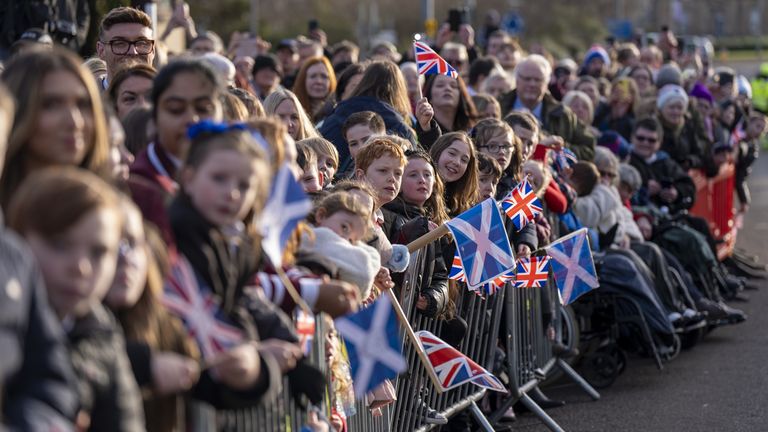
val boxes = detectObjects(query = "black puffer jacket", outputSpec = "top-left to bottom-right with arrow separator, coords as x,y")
68,303 -> 145,431
0,225 -> 79,430
381,199 -> 449,318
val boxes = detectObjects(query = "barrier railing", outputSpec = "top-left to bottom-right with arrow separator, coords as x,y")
489,274 -> 600,432
207,243 -> 597,431
689,163 -> 737,260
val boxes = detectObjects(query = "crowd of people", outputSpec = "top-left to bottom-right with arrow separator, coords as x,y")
0,4 -> 764,432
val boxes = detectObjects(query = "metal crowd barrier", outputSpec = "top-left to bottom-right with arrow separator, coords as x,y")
347,247 -> 505,431
201,244 -> 600,431
488,274 -> 600,432
211,317 -> 331,432
689,163 -> 738,260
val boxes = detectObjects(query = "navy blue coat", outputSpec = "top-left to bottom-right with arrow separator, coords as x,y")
319,96 -> 417,171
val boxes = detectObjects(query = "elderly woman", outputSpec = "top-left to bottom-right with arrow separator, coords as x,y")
656,84 -> 710,170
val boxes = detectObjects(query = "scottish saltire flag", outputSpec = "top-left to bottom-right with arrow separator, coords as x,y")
335,295 -> 407,397
163,256 -> 244,360
545,229 -> 599,305
514,256 -> 551,288
415,330 -> 506,392
501,179 -> 543,231
446,198 -> 516,288
294,309 -> 316,356
257,164 -> 312,267
449,249 -> 511,295
414,41 -> 459,79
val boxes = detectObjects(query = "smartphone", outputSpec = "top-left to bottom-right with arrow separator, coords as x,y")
660,179 -> 674,189
308,19 -> 319,32
448,9 -> 462,32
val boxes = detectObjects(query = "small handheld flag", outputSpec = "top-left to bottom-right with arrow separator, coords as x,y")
163,256 -> 244,361
294,309 -> 316,356
449,248 -> 512,295
414,41 -> 459,79
415,330 -> 506,392
257,164 -> 312,267
501,179 -> 543,231
514,256 -> 551,288
546,229 -> 599,305
335,295 -> 407,397
445,199 -> 516,289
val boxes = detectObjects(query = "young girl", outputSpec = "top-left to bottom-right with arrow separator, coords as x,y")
428,131 -> 479,216
299,137 -> 340,188
0,48 -> 110,210
472,118 -> 524,199
303,191 -> 381,300
8,167 -> 144,431
264,88 -> 320,141
104,198 -> 199,432
169,125 -> 299,410
382,149 -> 450,318
128,58 -> 226,245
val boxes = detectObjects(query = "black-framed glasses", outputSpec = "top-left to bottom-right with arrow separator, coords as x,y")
634,134 -> 658,143
103,39 -> 155,55
479,144 -> 513,154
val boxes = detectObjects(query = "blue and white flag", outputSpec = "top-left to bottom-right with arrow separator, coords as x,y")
446,198 -> 516,289
335,295 -> 407,397
545,228 -> 599,305
257,164 -> 312,267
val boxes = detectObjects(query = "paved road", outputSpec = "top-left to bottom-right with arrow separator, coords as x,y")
512,154 -> 768,432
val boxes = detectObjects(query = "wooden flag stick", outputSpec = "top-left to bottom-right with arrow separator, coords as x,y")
382,286 -> 445,393
406,224 -> 450,253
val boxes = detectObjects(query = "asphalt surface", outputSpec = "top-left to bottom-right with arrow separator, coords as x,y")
510,154 -> 768,432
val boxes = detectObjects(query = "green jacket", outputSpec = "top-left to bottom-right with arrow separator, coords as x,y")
499,90 -> 596,161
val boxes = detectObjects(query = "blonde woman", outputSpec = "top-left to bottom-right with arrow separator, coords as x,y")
264,88 -> 319,141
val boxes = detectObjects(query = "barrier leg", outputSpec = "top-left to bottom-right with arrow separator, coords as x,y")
468,400 -> 496,432
555,358 -> 601,400
518,393 -> 566,432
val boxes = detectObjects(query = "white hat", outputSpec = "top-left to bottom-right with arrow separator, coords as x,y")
657,84 -> 689,109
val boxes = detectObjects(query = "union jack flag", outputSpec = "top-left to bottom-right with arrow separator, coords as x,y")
163,256 -> 244,360
514,256 -> 551,288
449,241 -> 514,296
501,179 -> 543,231
295,309 -> 316,356
415,330 -> 506,392
446,198 -> 516,289
414,41 -> 458,79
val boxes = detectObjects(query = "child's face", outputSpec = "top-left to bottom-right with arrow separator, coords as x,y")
618,182 -> 634,203
183,149 -> 261,227
27,207 -> 121,319
346,124 -> 376,160
401,157 -> 435,207
357,155 -> 404,206
437,139 -> 471,183
478,131 -> 515,171
316,153 -> 337,186
317,210 -> 367,243
300,162 -> 323,193
478,171 -> 499,201
105,205 -> 148,310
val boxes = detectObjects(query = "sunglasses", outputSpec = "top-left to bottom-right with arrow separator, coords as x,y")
634,134 -> 658,143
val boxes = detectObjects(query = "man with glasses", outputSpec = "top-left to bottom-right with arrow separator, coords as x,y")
499,54 -> 596,161
96,7 -> 155,89
628,117 -> 695,212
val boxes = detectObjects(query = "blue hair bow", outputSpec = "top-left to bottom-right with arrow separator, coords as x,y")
187,120 -> 248,140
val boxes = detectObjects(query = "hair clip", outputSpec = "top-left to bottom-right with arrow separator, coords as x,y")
187,120 -> 248,140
